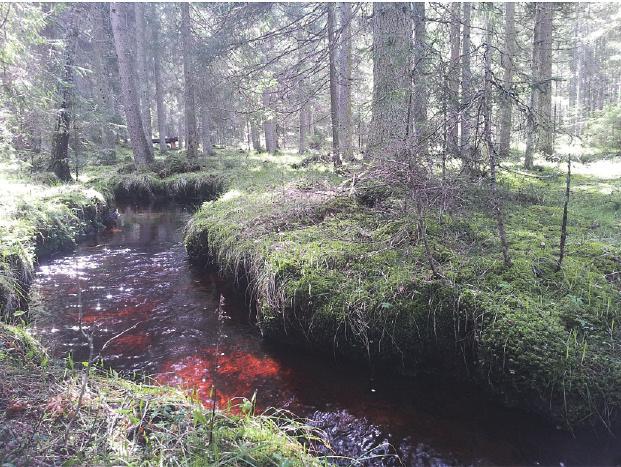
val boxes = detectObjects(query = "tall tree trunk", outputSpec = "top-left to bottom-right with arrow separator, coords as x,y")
368,2 -> 412,159
524,3 -> 542,169
327,3 -> 341,167
50,7 -> 79,181
181,3 -> 199,159
134,3 -> 152,141
460,2 -> 472,164
297,31 -> 308,155
110,2 -> 153,165
92,4 -> 116,163
498,2 -> 516,159
199,92 -> 215,156
338,2 -> 353,160
536,3 -> 554,156
412,1 -> 427,158
448,3 -> 461,159
308,103 -> 315,137
250,117 -> 262,152
151,4 -> 167,153
262,89 -> 277,153
483,9 -> 511,268
298,82 -> 308,154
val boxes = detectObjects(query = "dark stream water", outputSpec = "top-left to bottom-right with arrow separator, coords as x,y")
32,206 -> 620,466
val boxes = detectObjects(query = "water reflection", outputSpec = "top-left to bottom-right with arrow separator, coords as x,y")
32,206 -> 621,466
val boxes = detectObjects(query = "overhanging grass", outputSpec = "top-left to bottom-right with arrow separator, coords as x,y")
85,151 -> 231,204
0,323 -> 328,466
0,154 -> 333,466
184,152 -> 621,429
0,162 -> 112,321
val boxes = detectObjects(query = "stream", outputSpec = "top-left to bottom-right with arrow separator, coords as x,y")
32,206 -> 621,466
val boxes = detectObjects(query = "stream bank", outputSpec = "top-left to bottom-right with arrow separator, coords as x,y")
0,166 -> 323,466
182,151 -> 621,431
31,204 -> 621,465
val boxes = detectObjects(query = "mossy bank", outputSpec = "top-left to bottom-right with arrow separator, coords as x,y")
0,164 -> 113,321
0,323 -> 325,465
0,158 -> 328,466
185,151 -> 621,430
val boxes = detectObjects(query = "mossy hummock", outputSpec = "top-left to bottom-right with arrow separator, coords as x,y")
185,153 -> 621,430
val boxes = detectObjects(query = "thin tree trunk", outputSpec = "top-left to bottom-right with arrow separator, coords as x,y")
499,2 -> 516,159
134,3 -> 152,141
199,93 -> 215,156
338,2 -> 353,160
460,2 -> 472,164
328,3 -> 341,167
448,3 -> 461,159
110,2 -> 153,165
483,10 -> 511,267
297,31 -> 308,155
298,85 -> 308,154
524,3 -> 542,170
368,2 -> 412,159
250,117 -> 262,152
308,103 -> 315,137
556,156 -> 571,271
181,3 -> 199,159
91,4 -> 116,163
412,1 -> 427,158
151,4 -> 167,153
537,2 -> 554,156
262,89 -> 277,153
50,7 -> 79,181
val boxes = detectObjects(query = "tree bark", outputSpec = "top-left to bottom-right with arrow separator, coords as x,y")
536,3 -> 554,156
50,7 -> 79,181
134,3 -> 152,141
460,2 -> 472,164
368,2 -> 412,159
447,3 -> 461,159
498,2 -> 516,159
91,4 -> 117,163
250,117 -> 262,152
327,3 -> 341,166
524,3 -> 542,169
181,3 -> 199,159
199,91 -> 215,156
262,89 -> 277,153
483,9 -> 511,268
338,2 -> 353,160
298,81 -> 308,154
412,2 -> 428,158
151,4 -> 167,153
296,30 -> 308,155
110,2 -> 153,165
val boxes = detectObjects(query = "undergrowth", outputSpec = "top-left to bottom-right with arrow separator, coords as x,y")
0,153 -> 334,466
0,323 -> 327,466
0,162 -> 112,321
185,151 -> 621,430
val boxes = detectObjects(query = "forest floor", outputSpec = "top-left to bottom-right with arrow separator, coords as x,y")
0,158 -> 327,466
1,147 -> 620,463
178,149 -> 621,431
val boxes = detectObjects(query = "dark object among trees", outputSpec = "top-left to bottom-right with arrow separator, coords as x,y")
151,136 -> 179,149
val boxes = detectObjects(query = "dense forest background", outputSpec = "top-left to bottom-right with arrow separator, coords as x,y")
1,2 -> 620,172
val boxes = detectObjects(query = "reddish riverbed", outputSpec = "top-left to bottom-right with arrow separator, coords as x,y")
33,206 -> 621,465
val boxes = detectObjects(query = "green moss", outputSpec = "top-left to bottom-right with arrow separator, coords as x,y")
184,152 -> 621,430
0,324 -> 326,466
0,172 -> 111,320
